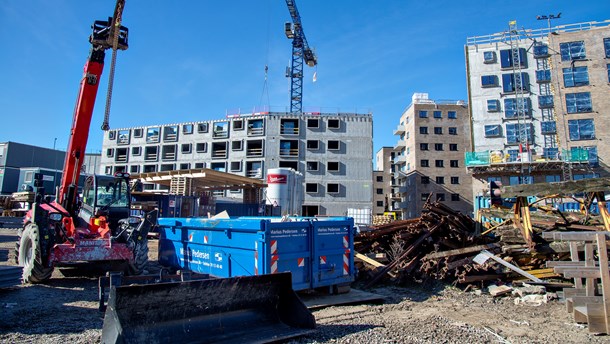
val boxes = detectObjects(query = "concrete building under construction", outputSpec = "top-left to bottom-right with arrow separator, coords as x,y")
100,110 -> 373,217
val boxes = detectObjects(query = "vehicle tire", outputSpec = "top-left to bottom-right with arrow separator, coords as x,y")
14,227 -> 23,264
129,239 -> 149,275
19,223 -> 53,283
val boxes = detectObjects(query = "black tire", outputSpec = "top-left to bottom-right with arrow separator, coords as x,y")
128,238 -> 149,275
14,227 -> 23,264
19,223 -> 53,283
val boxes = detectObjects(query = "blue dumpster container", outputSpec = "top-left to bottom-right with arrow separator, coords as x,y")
157,216 -> 355,291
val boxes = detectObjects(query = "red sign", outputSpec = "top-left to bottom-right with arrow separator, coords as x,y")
267,174 -> 287,184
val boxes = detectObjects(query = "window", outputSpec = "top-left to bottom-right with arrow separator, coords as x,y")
540,121 -> 557,135
566,92 -> 592,113
605,38 -> 610,58
328,161 -> 340,172
433,111 -> 442,119
436,193 -> 445,202
376,188 -> 383,195
450,160 -> 459,168
607,64 -> 610,83
434,127 -> 442,135
108,130 -> 116,140
306,161 -> 319,171
133,128 -> 143,138
533,43 -> 549,58
197,123 -> 209,133
307,140 -> 319,150
143,164 -> 157,173
419,127 -> 428,135
506,123 -> 533,144
213,122 -> 229,138
487,99 -> 500,112
130,165 -> 140,174
500,48 -> 527,68
231,140 -> 243,151
420,143 -> 429,151
535,69 -> 551,83
163,125 -> 178,142
230,161 -> 242,172
545,175 -> 561,183
451,177 -> 459,184
563,67 -> 589,87
307,118 -> 319,128
104,166 -> 112,175
210,162 -> 226,172
421,193 -> 430,201
376,176 -> 383,182
181,143 -> 192,154
504,98 -> 531,118
481,75 -> 498,87
449,144 -> 458,151
483,51 -> 496,63
196,142 -> 207,153
447,111 -> 457,119
106,148 -> 114,157
180,163 -> 191,170
161,145 -> 177,161
448,127 -> 457,135
117,130 -> 130,145
160,163 -> 176,172
451,194 -> 460,202
434,143 -> 443,151
538,95 -> 554,108
306,183 -> 318,193
502,73 -> 529,93
144,146 -> 158,161
211,142 -> 228,158
146,127 -> 160,143
195,163 -> 205,169
436,176 -> 445,184
419,110 -> 428,118
568,119 -> 595,141
421,176 -> 430,184
328,119 -> 341,129
420,159 -> 429,167
233,120 -> 244,131
248,119 -> 265,136
560,41 -> 586,61
131,146 -> 141,156
328,140 -> 340,150
509,176 -> 533,185
435,160 -> 444,168
543,147 -> 559,160
183,124 -> 194,134
376,201 -> 384,207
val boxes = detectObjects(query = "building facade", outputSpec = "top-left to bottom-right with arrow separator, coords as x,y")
100,111 -> 373,217
373,147 -> 395,216
464,20 -> 610,196
392,94 -> 473,219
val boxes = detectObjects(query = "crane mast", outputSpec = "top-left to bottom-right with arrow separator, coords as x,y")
284,0 -> 317,114
59,0 -> 128,214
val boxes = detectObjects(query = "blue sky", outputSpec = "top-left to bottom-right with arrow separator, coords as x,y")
1,0 -> 609,160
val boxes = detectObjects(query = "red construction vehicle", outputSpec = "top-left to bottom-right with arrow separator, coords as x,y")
15,0 -> 156,283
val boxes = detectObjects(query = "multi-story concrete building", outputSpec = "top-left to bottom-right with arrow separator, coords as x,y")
464,20 -> 609,196
392,93 -> 472,219
100,111 -> 373,217
373,147 -> 395,216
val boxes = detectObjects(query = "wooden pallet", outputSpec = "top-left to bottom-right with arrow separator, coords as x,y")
543,231 -> 610,334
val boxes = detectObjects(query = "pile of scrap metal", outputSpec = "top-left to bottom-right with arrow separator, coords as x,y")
356,177 -> 610,288
356,199 -> 498,286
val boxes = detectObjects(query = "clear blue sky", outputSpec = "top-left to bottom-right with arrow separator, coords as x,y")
1,1 -> 609,159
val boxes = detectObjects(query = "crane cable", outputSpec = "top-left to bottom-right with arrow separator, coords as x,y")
102,2 -> 123,131
259,0 -> 271,109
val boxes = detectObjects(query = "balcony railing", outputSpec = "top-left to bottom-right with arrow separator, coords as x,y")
394,140 -> 406,150
212,149 -> 227,158
280,148 -> 299,157
247,148 -> 264,157
280,127 -> 299,135
465,148 -> 590,167
393,125 -> 405,135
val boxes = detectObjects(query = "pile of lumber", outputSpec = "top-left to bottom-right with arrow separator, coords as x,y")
371,215 -> 394,226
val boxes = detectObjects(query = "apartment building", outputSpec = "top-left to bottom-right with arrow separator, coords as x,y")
100,111 -> 373,217
392,94 -> 472,219
464,20 -> 610,196
373,147 -> 395,216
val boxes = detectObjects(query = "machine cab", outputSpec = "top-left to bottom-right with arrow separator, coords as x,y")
79,173 -> 131,231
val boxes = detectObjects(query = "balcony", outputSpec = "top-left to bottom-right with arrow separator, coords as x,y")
393,140 -> 406,150
398,185 -> 409,194
393,124 -> 405,135
394,201 -> 408,209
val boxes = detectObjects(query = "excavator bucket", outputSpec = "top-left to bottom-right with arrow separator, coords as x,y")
101,272 -> 316,344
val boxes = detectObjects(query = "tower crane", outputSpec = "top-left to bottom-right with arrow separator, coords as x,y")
284,0 -> 317,114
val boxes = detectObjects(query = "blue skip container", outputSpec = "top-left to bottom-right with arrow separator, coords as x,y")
157,216 -> 355,291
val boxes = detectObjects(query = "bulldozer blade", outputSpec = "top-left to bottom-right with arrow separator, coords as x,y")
101,272 -> 316,344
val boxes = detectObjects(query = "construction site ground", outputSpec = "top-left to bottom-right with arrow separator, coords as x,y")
0,222 -> 607,344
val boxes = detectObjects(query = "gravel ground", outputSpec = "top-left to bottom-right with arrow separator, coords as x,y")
0,223 -> 608,343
